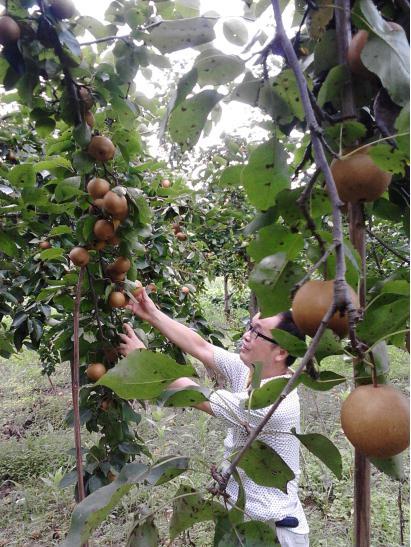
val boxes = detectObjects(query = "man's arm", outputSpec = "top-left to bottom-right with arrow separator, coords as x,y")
125,288 -> 217,372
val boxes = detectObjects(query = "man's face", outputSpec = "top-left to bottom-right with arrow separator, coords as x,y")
240,312 -> 285,367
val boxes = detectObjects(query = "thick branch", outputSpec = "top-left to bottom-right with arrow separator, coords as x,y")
270,0 -> 359,333
72,267 -> 86,502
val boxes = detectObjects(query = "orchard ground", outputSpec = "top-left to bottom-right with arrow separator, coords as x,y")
0,280 -> 409,546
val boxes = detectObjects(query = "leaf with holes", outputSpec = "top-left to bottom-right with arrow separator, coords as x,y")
318,65 -> 350,108
237,440 -> 294,491
314,329 -> 344,363
249,254 -> 305,317
194,48 -> 244,86
169,90 -> 223,151
241,139 -> 289,211
126,515 -> 159,547
272,69 -> 309,121
145,17 -> 216,54
306,0 -> 334,40
223,18 -> 248,45
98,350 -> 197,399
169,484 -> 226,540
369,143 -> 407,176
214,517 -> 279,546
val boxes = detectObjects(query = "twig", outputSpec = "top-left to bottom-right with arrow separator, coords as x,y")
398,481 -> 405,545
79,34 -> 131,46
292,141 -> 313,180
296,168 -> 329,272
291,243 -> 336,297
72,267 -> 86,502
365,227 -> 410,264
86,267 -> 107,343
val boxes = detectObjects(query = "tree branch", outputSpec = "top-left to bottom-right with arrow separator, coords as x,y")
72,267 -> 86,503
365,227 -> 410,263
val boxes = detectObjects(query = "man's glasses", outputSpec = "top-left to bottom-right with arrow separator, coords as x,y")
246,323 -> 278,345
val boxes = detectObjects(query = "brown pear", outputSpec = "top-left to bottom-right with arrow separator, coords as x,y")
50,0 -> 75,20
330,147 -> 392,203
0,16 -> 20,45
292,279 -> 359,338
86,362 -> 106,382
341,384 -> 410,458
93,219 -> 115,241
87,136 -> 116,162
108,291 -> 127,308
69,247 -> 90,267
102,191 -> 128,219
87,178 -> 110,200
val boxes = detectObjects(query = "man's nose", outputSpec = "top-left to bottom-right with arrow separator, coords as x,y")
243,329 -> 251,341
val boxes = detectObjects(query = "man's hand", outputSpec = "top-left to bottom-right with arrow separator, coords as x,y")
126,288 -> 158,322
118,323 -> 146,356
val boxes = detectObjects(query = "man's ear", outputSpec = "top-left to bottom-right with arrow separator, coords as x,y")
275,348 -> 289,362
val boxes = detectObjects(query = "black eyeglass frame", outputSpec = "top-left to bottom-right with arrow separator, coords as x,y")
246,323 -> 279,345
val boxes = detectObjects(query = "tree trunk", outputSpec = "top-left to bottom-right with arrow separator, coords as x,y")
334,1 -> 370,543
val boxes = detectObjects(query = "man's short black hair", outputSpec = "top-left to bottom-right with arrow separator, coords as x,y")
276,310 -> 305,367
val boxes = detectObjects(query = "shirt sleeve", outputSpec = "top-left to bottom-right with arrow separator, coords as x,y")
212,346 -> 249,389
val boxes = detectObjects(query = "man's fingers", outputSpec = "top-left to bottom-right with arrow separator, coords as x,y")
118,333 -> 129,342
123,323 -> 135,335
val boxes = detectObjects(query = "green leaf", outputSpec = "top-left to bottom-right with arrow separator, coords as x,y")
223,19 -> 248,46
62,463 -> 149,547
292,429 -> 342,479
98,350 -> 197,399
358,0 -> 410,106
380,280 -> 410,296
0,231 -> 18,257
314,29 -> 338,74
248,225 -> 303,262
318,65 -> 350,108
247,377 -> 291,409
145,17 -> 216,54
72,151 -> 94,175
249,254 -> 305,317
214,518 -> 278,546
35,117 -> 56,137
370,453 -> 404,480
307,0 -> 334,40
76,16 -> 117,39
230,73 -> 262,107
194,48 -> 244,86
35,157 -> 72,172
241,139 -> 289,211
315,329 -> 344,363
218,165 -> 244,187
40,247 -> 65,261
145,456 -> 190,486
169,90 -> 223,151
237,440 -> 294,492
126,515 -> 159,547
395,103 -> 409,155
272,69 -> 308,121
300,370 -> 346,391
169,484 -> 226,540
111,96 -> 138,129
158,386 -> 211,407
369,143 -> 407,176
270,328 -> 307,357
113,129 -> 142,162
357,296 -> 409,345
73,121 -> 92,148
8,164 -> 36,187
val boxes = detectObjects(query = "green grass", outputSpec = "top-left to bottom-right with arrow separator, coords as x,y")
0,295 -> 409,546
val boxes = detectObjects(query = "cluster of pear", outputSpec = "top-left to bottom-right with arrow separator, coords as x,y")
0,1 -> 76,46
171,220 -> 188,241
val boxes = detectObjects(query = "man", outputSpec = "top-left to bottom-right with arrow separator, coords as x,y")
118,288 -> 309,546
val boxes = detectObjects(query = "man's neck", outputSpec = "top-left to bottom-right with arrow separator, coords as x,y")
261,362 -> 290,379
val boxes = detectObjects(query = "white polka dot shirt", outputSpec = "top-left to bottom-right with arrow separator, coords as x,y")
209,346 -> 309,535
